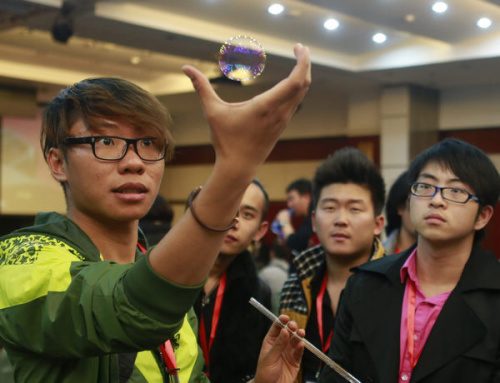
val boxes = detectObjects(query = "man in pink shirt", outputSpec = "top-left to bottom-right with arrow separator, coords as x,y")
320,138 -> 500,383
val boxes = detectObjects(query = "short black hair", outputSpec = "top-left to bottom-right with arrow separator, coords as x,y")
313,147 -> 386,215
408,138 -> 500,242
286,178 -> 312,196
252,178 -> 270,222
385,171 -> 411,236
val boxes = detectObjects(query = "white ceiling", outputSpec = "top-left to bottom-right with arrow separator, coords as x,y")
1,0 -> 500,103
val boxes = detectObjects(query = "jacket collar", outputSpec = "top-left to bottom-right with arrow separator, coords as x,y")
355,243 -> 500,291
13,212 -> 147,263
225,249 -> 258,283
292,237 -> 387,282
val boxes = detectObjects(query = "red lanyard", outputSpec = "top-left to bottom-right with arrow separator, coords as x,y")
199,272 -> 227,376
137,243 -> 179,377
159,341 -> 179,377
316,273 -> 333,353
406,280 -> 422,369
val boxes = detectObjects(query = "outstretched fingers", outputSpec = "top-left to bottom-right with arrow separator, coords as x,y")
256,43 -> 311,115
182,64 -> 223,115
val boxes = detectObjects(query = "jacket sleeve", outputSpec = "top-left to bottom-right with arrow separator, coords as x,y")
0,236 -> 202,358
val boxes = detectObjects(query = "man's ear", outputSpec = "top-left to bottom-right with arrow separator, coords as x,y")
373,214 -> 385,237
46,148 -> 68,183
253,221 -> 269,243
474,205 -> 494,231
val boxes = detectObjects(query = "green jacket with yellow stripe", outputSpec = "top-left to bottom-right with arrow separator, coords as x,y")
0,212 -> 208,383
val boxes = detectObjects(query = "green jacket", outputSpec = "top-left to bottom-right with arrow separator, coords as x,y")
0,212 -> 208,383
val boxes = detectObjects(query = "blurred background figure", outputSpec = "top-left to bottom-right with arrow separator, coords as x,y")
273,178 -> 317,256
259,238 -> 290,314
139,194 -> 174,246
194,180 -> 272,382
383,171 -> 417,254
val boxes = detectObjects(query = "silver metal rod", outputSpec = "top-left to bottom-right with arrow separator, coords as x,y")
249,297 -> 361,383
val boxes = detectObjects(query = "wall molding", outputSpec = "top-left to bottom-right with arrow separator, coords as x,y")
168,136 -> 380,166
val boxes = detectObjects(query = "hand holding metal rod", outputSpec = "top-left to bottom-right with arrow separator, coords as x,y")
249,298 -> 362,383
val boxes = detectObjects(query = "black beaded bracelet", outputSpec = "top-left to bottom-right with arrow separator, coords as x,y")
188,186 -> 239,232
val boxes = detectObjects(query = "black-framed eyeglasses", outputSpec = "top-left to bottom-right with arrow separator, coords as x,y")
64,136 -> 167,161
410,182 -> 481,204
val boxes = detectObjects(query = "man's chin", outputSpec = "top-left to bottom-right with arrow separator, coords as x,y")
219,245 -> 244,257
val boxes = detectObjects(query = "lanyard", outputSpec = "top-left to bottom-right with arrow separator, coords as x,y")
406,280 -> 422,369
199,272 -> 227,376
159,341 -> 179,379
316,273 -> 333,353
137,243 -> 179,380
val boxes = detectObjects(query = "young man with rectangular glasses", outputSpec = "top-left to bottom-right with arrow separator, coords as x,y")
0,44 -> 311,383
320,138 -> 500,383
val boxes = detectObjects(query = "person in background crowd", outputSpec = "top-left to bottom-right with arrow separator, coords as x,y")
260,238 -> 291,314
274,178 -> 316,256
139,194 -> 175,246
281,147 -> 386,382
194,179 -> 272,382
383,171 -> 417,254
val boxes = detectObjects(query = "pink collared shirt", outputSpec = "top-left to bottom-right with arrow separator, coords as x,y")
399,249 -> 451,383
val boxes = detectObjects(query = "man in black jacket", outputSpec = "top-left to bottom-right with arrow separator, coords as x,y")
195,179 -> 273,383
320,139 -> 500,383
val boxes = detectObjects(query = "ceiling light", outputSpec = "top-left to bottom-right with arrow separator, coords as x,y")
372,33 -> 387,44
324,18 -> 339,31
432,2 -> 448,14
268,3 -> 284,15
404,14 -> 415,23
477,17 -> 492,29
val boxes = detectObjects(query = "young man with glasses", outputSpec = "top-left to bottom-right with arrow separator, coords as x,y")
0,44 -> 310,383
320,138 -> 500,383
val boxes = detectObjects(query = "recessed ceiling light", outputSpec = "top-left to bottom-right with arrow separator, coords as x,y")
268,3 -> 284,15
432,2 -> 448,14
477,17 -> 492,29
324,18 -> 339,31
405,14 -> 415,23
372,33 -> 387,44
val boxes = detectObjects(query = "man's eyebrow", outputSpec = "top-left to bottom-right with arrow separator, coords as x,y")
320,197 -> 366,205
417,173 -> 438,182
87,120 -> 118,133
418,172 -> 462,183
94,121 -> 118,128
240,204 -> 259,213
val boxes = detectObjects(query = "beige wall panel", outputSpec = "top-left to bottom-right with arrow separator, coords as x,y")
490,154 -> 500,171
164,160 -> 321,226
280,90 -> 348,140
380,117 -> 410,168
381,87 -> 410,117
166,87 -> 349,146
0,87 -> 37,118
160,164 -> 213,201
440,85 -> 500,130
1,113 -> 65,214
348,89 -> 381,136
255,160 -> 322,200
161,160 -> 321,203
